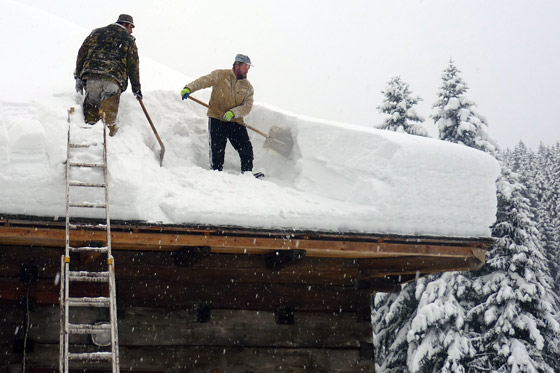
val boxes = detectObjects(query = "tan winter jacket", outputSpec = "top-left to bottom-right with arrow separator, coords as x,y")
185,69 -> 254,122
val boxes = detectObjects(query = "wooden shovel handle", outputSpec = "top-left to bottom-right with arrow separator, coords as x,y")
137,97 -> 165,166
187,95 -> 268,138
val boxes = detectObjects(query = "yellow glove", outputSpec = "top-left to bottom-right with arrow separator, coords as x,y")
223,111 -> 234,121
181,87 -> 191,100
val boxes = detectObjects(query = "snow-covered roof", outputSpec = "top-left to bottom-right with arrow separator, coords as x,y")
0,1 -> 500,238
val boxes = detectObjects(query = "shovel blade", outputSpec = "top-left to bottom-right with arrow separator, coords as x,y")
263,126 -> 294,157
159,145 -> 165,167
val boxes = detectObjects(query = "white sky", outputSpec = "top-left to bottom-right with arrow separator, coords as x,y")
17,0 -> 560,149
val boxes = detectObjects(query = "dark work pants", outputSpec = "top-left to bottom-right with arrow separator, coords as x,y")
208,117 -> 254,172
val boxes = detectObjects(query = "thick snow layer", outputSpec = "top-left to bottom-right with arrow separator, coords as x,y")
0,0 -> 500,237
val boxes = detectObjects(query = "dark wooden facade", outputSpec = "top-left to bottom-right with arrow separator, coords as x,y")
0,215 -> 491,372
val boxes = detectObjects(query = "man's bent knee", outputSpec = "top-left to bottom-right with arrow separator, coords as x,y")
99,93 -> 121,126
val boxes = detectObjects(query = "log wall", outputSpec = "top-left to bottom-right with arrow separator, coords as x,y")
0,215 -> 492,372
1,303 -> 374,372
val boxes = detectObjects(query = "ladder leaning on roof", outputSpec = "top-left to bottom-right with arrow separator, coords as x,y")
60,118 -> 120,372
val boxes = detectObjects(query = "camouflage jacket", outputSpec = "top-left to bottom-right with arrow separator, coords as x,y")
75,23 -> 140,93
186,69 -> 254,121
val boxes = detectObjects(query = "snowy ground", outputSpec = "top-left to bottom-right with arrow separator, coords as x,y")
0,1 -> 500,238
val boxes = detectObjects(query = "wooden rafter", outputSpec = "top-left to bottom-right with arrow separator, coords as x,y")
0,214 -> 492,304
0,215 -> 490,263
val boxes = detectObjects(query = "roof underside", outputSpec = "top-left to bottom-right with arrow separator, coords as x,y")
0,214 -> 491,312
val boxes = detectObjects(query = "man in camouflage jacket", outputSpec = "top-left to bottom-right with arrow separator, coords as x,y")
181,54 -> 257,174
74,14 -> 141,136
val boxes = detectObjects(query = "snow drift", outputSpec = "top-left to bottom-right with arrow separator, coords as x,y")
0,0 -> 500,238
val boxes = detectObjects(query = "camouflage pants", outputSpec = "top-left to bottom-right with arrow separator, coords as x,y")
83,79 -> 121,126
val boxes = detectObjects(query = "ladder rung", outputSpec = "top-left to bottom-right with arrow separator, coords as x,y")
68,323 -> 111,334
68,352 -> 112,361
67,297 -> 111,308
68,223 -> 108,230
69,202 -> 107,209
68,271 -> 109,282
69,246 -> 109,253
69,181 -> 106,188
69,162 -> 105,168
69,143 -> 99,148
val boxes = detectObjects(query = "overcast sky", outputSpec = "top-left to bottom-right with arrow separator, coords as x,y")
21,0 -> 560,149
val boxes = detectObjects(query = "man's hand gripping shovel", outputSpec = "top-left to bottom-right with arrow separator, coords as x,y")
186,95 -> 294,158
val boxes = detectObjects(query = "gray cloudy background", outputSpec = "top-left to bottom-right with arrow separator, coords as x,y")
24,0 -> 560,149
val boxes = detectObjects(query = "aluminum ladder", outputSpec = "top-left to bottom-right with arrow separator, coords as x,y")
60,120 -> 120,372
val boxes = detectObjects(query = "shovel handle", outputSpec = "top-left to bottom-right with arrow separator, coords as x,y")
187,95 -> 269,138
137,97 -> 166,166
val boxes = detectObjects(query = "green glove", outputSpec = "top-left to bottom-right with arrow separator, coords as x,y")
222,110 -> 234,121
181,87 -> 191,100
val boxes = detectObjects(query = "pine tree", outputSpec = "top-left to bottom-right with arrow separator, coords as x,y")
398,60 -> 500,372
533,143 -> 560,293
406,273 -> 477,373
551,143 -> 560,290
506,142 -> 535,180
377,76 -> 428,137
374,60 -> 500,373
431,60 -> 496,153
468,163 -> 560,372
532,143 -> 560,359
372,282 -> 418,373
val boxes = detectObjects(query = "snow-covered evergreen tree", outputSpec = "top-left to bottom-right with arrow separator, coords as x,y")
406,272 -> 477,373
506,142 -> 535,181
532,143 -> 560,350
432,60 -> 496,153
372,282 -> 418,373
534,143 -> 560,293
373,61 -> 560,373
508,142 -> 560,334
551,143 -> 560,290
468,163 -> 560,372
374,61 -> 501,373
377,76 -> 428,137
396,61 -> 501,372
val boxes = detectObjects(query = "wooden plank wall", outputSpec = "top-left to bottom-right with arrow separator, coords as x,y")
0,216 -> 492,372
0,245 -> 373,312
0,244 -> 375,372
0,303 -> 374,372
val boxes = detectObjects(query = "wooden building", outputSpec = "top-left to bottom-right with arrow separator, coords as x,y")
0,214 -> 490,372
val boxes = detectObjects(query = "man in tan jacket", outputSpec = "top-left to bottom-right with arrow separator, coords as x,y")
181,54 -> 259,175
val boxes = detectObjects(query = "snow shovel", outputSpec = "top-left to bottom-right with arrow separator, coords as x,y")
137,97 -> 165,166
187,95 -> 293,157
